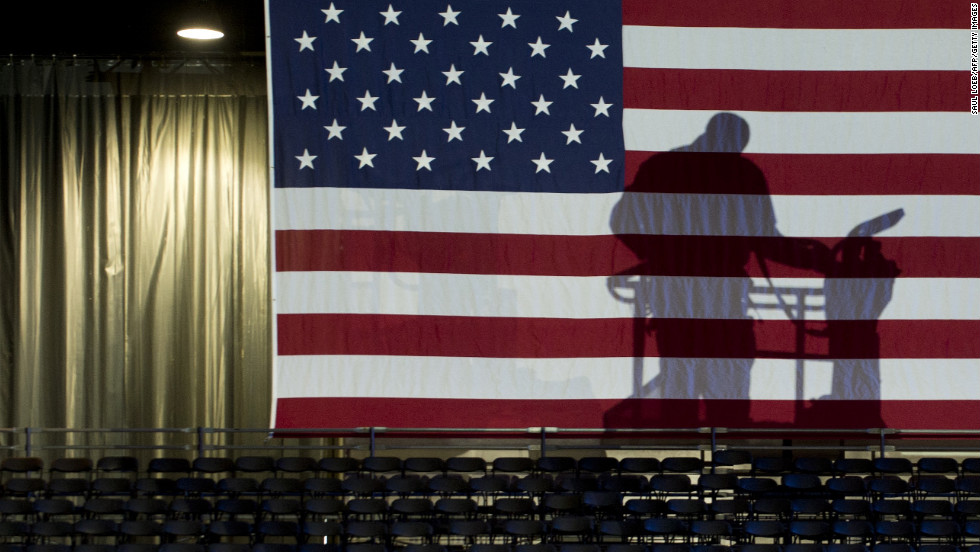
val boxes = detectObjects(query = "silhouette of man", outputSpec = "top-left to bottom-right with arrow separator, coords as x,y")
609,113 -> 833,426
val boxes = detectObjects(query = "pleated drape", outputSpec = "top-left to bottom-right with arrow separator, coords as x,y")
0,57 -> 271,434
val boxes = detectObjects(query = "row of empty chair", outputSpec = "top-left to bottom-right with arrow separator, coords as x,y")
1,454 -> 979,552
4,455 -> 980,479
4,455 -> 980,504
1,542 -> 979,552
1,511 -> 980,546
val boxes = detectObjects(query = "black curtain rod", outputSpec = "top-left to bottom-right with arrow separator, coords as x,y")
5,52 -> 266,63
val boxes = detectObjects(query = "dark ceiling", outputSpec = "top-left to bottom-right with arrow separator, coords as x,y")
1,0 -> 267,57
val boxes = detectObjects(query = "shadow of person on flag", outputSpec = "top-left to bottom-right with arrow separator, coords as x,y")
604,112 -> 838,429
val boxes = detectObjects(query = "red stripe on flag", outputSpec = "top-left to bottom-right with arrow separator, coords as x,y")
622,0 -> 964,29
623,69 -> 967,112
277,314 -> 980,359
275,397 -> 980,430
624,153 -> 980,196
276,231 -> 980,278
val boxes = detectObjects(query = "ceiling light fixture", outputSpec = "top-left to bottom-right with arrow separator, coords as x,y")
177,1 -> 225,40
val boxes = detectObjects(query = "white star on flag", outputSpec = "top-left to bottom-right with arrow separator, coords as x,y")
528,37 -> 550,58
324,61 -> 346,82
439,5 -> 461,26
499,67 -> 521,89
414,91 -> 436,111
295,149 -> 316,169
442,65 -> 464,85
379,4 -> 401,25
498,7 -> 519,28
384,119 -> 406,141
411,33 -> 432,53
413,150 -> 435,171
354,147 -> 377,168
443,121 -> 465,142
356,90 -> 379,111
295,31 -> 316,52
323,119 -> 345,140
531,94 -> 552,115
502,122 -> 525,143
556,11 -> 578,32
591,96 -> 612,117
472,93 -> 494,113
591,153 -> 612,174
559,68 -> 581,89
383,63 -> 404,84
532,152 -> 554,173
321,3 -> 342,23
587,38 -> 608,59
297,89 -> 318,110
470,35 -> 492,55
351,31 -> 373,52
472,150 -> 493,171
562,124 -> 584,144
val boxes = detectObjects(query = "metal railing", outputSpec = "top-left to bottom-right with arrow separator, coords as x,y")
0,426 -> 978,463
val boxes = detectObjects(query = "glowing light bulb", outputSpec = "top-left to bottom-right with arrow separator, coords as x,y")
177,28 -> 225,40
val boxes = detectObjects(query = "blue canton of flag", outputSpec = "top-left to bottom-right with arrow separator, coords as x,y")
269,0 -> 625,193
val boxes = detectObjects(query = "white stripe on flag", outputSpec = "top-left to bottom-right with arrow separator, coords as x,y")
275,272 -> 980,321
622,27 -> 968,71
274,188 -> 980,238
623,109 -> 980,154
275,355 -> 980,401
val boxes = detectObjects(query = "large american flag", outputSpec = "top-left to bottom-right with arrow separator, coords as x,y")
268,0 -> 980,430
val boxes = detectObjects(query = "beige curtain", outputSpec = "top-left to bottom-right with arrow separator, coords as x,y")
0,57 -> 271,434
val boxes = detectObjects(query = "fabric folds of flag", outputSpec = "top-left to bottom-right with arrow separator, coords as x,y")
268,0 -> 980,430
